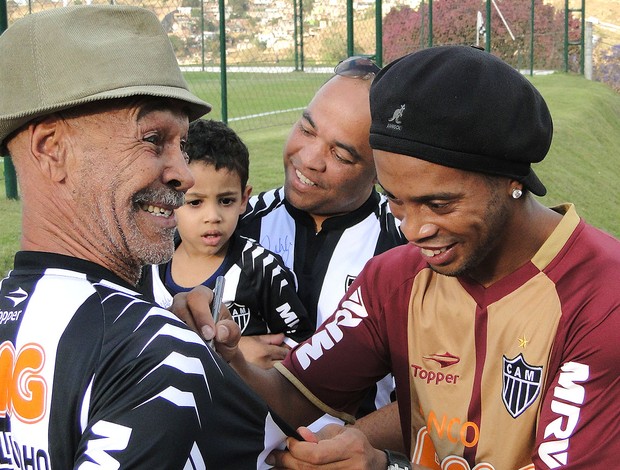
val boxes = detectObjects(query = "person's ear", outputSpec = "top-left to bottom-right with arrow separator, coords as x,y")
239,184 -> 252,213
30,116 -> 68,183
508,179 -> 524,199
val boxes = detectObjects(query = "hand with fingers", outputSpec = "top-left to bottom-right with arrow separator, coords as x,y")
169,285 -> 242,363
239,333 -> 290,369
267,424 -> 388,470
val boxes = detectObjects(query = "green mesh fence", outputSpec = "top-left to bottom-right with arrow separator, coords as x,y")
4,0 -> 596,137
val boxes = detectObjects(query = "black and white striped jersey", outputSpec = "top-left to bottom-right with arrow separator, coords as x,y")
238,188 -> 405,329
0,251 -> 297,469
146,233 -> 314,345
238,188 -> 405,417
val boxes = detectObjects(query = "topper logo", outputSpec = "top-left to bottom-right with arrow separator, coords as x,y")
423,352 -> 460,368
0,341 -> 47,423
295,287 -> 367,369
6,287 -> 28,308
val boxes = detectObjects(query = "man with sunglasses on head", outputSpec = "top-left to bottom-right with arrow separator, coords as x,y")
234,56 -> 406,417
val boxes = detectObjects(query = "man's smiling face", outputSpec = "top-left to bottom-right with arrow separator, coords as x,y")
282,75 -> 377,229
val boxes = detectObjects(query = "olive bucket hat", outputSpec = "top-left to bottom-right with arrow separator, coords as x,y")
0,5 -> 212,147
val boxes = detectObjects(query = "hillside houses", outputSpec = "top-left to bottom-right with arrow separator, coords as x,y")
165,0 -> 406,63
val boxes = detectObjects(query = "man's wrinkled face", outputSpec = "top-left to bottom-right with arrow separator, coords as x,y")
66,99 -> 194,272
283,76 -> 377,228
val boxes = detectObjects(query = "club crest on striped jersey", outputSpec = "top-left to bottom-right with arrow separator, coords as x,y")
228,302 -> 250,333
502,353 -> 543,418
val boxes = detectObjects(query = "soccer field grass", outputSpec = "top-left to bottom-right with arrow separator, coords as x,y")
0,71 -> 618,276
184,70 -> 329,133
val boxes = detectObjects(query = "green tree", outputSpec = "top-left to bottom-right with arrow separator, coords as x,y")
317,28 -> 363,62
383,0 -> 578,69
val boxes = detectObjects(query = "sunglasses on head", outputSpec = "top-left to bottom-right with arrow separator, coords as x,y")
334,56 -> 380,80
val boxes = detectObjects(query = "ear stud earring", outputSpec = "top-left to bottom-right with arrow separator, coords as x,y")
512,188 -> 523,199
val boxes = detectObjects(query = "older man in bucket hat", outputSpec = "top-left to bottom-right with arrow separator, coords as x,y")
177,46 -> 620,469
0,5 -> 299,468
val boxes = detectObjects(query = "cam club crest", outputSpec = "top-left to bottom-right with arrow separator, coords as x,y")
228,302 -> 250,334
502,353 -> 543,418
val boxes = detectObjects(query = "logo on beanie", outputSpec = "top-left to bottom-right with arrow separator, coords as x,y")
387,104 -> 405,130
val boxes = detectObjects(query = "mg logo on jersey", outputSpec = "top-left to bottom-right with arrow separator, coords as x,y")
0,341 -> 47,423
502,353 -> 543,418
228,302 -> 250,334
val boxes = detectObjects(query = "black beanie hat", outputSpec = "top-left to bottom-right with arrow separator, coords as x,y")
369,46 -> 552,196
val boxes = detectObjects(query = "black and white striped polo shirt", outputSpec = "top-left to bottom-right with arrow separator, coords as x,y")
0,251 -> 297,469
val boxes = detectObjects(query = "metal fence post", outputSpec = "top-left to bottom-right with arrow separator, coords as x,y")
1,0 -> 18,200
200,0 -> 205,71
530,0 -> 534,76
299,0 -> 304,71
579,0 -> 585,74
584,20 -> 593,80
3,157 -> 18,200
375,0 -> 382,66
347,0 -> 353,57
564,0 -> 569,71
428,0 -> 433,47
218,0 -> 227,123
564,0 -> 586,74
293,0 -> 304,71
485,0 -> 491,52
293,0 -> 299,70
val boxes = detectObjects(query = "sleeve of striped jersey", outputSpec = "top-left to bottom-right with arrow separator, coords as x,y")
255,247 -> 314,342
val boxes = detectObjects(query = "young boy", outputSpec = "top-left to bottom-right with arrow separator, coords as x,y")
147,119 -> 313,353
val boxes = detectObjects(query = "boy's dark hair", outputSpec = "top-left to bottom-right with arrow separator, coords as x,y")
186,119 -> 249,189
